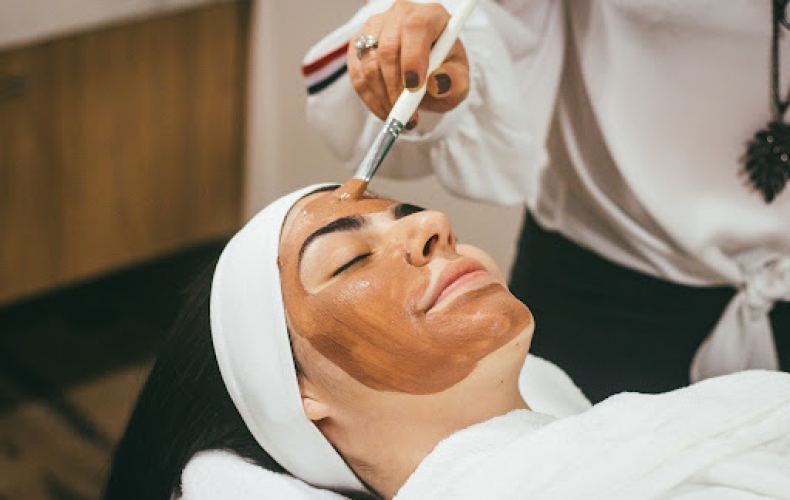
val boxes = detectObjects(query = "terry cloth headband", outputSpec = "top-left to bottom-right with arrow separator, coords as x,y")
210,183 -> 365,493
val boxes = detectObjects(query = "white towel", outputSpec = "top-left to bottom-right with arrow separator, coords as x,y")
179,450 -> 349,500
519,353 -> 592,417
395,370 -> 790,500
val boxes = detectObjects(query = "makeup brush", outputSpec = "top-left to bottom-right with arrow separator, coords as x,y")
347,0 -> 481,197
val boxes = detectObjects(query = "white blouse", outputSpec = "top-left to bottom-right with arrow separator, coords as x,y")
303,0 -> 790,380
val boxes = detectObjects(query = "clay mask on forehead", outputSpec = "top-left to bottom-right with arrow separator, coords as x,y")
279,180 -> 532,395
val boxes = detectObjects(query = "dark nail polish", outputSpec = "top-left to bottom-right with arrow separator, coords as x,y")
404,71 -> 419,89
405,119 -> 417,130
435,73 -> 451,95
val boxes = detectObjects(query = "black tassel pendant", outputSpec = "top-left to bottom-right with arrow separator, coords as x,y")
742,0 -> 790,203
745,121 -> 790,202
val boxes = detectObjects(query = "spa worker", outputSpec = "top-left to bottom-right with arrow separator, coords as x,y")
301,0 -> 790,401
103,182 -> 790,500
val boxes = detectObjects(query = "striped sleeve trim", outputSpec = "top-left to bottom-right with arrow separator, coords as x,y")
302,43 -> 349,95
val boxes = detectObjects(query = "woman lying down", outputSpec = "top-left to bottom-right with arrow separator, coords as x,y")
103,182 -> 790,500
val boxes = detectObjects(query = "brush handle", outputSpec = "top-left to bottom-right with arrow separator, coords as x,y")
388,0 -> 480,125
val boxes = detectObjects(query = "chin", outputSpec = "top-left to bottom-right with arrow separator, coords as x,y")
477,283 -> 534,336
501,315 -> 534,363
495,293 -> 535,358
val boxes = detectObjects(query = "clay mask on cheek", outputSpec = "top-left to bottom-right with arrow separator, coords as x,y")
280,182 -> 532,395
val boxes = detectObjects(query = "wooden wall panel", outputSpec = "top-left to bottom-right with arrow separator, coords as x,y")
0,49 -> 65,300
0,2 -> 248,305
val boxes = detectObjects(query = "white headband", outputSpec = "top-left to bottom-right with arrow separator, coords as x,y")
210,183 -> 365,492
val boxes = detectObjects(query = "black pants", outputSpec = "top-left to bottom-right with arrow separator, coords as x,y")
509,212 -> 790,403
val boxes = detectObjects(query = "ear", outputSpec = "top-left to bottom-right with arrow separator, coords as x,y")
299,377 -> 331,422
302,395 -> 331,422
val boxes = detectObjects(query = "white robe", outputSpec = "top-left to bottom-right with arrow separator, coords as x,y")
396,370 -> 790,499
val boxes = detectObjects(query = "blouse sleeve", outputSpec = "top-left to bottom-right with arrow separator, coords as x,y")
302,0 -> 565,206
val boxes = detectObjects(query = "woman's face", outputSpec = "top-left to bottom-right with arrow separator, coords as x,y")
278,185 -> 533,395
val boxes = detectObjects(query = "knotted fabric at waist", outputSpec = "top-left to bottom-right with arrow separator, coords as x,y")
691,256 -> 790,382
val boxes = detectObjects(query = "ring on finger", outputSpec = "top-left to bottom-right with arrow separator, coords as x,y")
354,34 -> 379,60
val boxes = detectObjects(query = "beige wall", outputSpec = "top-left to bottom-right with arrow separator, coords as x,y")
245,0 -> 524,275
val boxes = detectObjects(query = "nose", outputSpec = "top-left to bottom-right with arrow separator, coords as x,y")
396,210 -> 455,266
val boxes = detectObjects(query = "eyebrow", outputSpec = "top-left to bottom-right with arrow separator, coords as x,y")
392,202 -> 425,219
297,202 -> 426,264
299,215 -> 366,263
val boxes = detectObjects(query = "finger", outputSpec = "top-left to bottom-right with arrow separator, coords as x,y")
376,13 -> 405,107
421,43 -> 469,114
404,112 -> 419,130
400,3 -> 450,90
352,49 -> 392,120
347,21 -> 391,120
422,62 -> 469,113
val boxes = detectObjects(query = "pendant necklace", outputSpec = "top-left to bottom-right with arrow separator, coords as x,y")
744,0 -> 790,202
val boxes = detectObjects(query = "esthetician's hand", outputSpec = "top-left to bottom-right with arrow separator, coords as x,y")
348,0 -> 470,128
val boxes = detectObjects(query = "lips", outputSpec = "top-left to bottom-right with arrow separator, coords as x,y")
423,258 -> 493,312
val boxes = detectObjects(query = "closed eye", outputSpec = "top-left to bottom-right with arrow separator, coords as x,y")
332,253 -> 372,277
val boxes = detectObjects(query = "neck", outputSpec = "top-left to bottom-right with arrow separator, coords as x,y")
342,378 -> 528,499
315,330 -> 534,499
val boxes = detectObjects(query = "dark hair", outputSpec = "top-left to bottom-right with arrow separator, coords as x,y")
102,261 -> 284,500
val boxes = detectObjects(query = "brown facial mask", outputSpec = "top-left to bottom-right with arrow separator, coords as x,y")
279,181 -> 532,395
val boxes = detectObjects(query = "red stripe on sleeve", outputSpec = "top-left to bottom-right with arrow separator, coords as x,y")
301,43 -> 349,76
